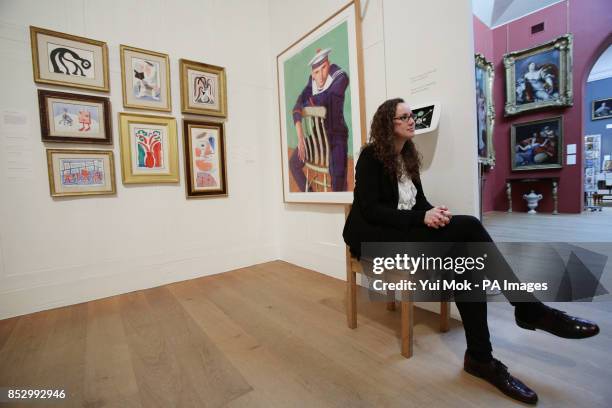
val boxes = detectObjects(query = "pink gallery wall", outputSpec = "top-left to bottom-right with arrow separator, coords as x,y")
474,0 -> 612,213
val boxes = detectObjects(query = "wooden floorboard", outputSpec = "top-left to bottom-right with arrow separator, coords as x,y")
1,211 -> 612,408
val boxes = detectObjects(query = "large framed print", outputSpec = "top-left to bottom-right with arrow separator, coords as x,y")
277,1 -> 366,203
46,149 -> 116,197
30,26 -> 110,92
120,45 -> 171,112
503,34 -> 572,116
38,89 -> 112,144
179,59 -> 227,117
475,54 -> 495,167
592,98 -> 611,120
511,116 -> 562,171
183,119 -> 228,198
118,113 -> 179,184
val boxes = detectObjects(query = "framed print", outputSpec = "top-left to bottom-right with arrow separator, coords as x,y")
38,89 -> 112,144
120,45 -> 171,112
179,59 -> 227,117
277,1 -> 366,203
118,113 -> 179,184
411,101 -> 441,135
475,54 -> 495,167
183,119 -> 227,197
592,98 -> 612,120
503,34 -> 572,116
30,26 -> 110,92
511,116 -> 562,171
46,149 -> 116,197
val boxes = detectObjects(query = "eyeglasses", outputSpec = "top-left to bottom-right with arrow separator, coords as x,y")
393,113 -> 414,122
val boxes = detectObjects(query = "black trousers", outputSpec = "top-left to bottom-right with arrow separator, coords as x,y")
381,214 -> 543,361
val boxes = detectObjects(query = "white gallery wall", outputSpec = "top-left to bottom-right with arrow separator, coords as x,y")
0,0 -> 281,319
269,0 -> 479,288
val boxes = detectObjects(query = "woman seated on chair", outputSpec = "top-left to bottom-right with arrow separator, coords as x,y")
342,98 -> 599,405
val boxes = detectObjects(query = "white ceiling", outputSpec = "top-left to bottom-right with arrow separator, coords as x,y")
472,0 -> 565,28
588,45 -> 612,82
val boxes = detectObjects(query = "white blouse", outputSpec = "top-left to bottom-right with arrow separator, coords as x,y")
397,172 -> 417,210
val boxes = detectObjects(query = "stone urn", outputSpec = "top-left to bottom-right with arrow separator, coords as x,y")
523,190 -> 543,214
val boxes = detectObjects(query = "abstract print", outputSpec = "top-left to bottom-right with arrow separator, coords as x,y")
135,128 -> 163,168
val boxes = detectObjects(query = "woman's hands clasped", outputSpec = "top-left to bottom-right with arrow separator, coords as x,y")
424,206 -> 452,229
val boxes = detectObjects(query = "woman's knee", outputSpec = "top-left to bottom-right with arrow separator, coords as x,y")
451,215 -> 482,229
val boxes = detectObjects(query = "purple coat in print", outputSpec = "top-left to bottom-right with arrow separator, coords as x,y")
289,63 -> 350,192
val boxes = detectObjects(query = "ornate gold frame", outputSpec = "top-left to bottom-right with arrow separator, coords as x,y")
503,34 -> 573,116
120,45 -> 172,112
475,53 -> 495,167
510,116 -> 563,171
30,26 -> 110,92
118,112 -> 179,184
179,59 -> 227,117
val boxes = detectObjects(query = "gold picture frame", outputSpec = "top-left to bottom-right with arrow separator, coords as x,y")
46,149 -> 116,197
183,119 -> 228,198
475,53 -> 495,167
30,26 -> 110,92
118,112 -> 179,184
179,59 -> 227,117
503,34 -> 573,116
120,45 -> 172,112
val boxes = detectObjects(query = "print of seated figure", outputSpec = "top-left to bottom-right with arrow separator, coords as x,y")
78,109 -> 91,132
194,76 -> 215,104
194,131 -> 217,187
133,60 -> 160,100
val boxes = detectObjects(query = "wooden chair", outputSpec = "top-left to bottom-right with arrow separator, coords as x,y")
344,207 -> 451,358
302,106 -> 331,192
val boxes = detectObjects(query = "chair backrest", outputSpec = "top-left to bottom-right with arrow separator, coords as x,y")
302,106 -> 329,169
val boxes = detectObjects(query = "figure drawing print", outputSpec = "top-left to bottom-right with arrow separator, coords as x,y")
193,74 -> 216,105
47,43 -> 94,78
132,58 -> 161,101
193,130 -> 219,188
52,102 -> 100,134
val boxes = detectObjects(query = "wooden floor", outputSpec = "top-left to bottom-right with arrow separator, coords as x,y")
483,208 -> 612,242
1,258 -> 611,407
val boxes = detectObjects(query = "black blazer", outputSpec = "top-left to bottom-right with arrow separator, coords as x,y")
343,145 -> 433,257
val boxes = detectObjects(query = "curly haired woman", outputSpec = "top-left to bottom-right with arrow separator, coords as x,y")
343,98 -> 599,405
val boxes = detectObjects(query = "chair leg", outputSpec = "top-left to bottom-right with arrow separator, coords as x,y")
386,289 -> 396,311
346,265 -> 357,329
440,301 -> 450,332
400,300 -> 414,358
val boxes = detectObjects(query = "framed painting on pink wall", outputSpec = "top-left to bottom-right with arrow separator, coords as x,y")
503,34 -> 573,116
118,113 -> 179,184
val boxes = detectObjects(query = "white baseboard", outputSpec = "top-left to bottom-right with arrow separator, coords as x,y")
0,243 -> 279,320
